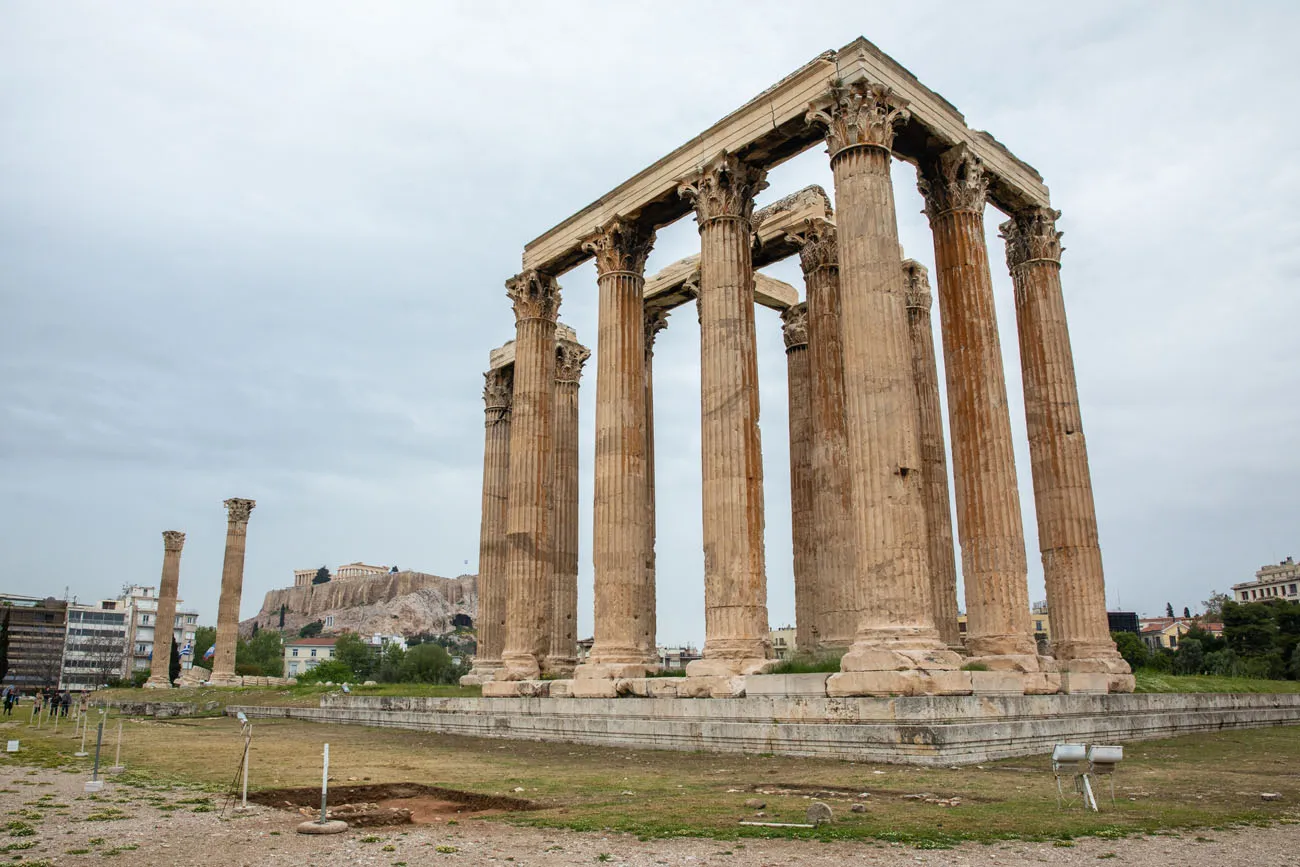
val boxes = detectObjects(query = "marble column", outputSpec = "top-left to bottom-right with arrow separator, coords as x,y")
576,218 -> 657,680
796,218 -> 856,651
462,364 -> 513,685
644,306 -> 670,664
1000,207 -> 1131,689
780,303 -> 817,654
678,151 -> 773,677
917,144 -> 1039,674
144,530 -> 185,688
806,81 -> 962,695
210,498 -> 255,686
903,260 -> 961,648
500,270 -> 561,681
547,337 -> 590,675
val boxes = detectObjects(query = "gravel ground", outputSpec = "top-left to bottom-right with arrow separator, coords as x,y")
1,764 -> 1297,866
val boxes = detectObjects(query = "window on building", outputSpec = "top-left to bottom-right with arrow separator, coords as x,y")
1169,635 -> 1178,648
310,649 -> 317,657
292,648 -> 299,657
1035,620 -> 1044,631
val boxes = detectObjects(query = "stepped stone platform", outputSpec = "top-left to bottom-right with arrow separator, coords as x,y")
226,689 -> 1300,766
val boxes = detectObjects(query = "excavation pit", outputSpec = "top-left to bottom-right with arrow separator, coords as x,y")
248,783 -> 537,826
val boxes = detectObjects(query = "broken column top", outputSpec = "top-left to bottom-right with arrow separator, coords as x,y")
489,322 -> 578,371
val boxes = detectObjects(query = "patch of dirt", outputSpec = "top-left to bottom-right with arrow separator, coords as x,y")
248,781 -> 536,825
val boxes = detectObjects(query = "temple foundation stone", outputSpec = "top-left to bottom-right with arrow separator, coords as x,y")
144,530 -> 186,688
209,498 -> 255,687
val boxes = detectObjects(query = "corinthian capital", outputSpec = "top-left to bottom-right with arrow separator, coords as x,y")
999,206 -> 1065,270
505,270 -> 561,322
554,339 -> 591,384
483,366 -> 513,411
162,530 -> 186,552
806,80 -> 910,158
644,306 -> 670,352
581,217 -> 656,277
902,259 -> 932,310
677,151 -> 769,228
791,217 -> 838,274
223,498 -> 256,523
917,144 -> 989,221
780,302 -> 809,350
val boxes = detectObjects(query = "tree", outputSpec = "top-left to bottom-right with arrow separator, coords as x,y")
296,659 -> 352,684
376,641 -> 406,683
1173,637 -> 1204,675
251,622 -> 259,637
399,642 -> 455,683
278,604 -> 287,628
298,620 -> 323,638
1183,606 -> 1191,619
191,626 -> 216,667
312,566 -> 331,585
1111,631 -> 1149,670
1202,592 -> 1231,618
169,640 -> 181,684
236,630 -> 284,678
333,632 -> 374,679
1223,600 -> 1278,656
1166,602 -> 1175,618
0,606 -> 10,684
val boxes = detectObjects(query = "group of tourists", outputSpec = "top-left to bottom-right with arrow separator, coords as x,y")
1,685 -> 79,717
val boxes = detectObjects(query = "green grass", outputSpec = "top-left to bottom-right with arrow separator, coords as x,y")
1134,672 -> 1300,693
93,681 -> 481,714
766,652 -> 845,675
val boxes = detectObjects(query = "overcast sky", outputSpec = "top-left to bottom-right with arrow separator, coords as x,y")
2,2 -> 1296,645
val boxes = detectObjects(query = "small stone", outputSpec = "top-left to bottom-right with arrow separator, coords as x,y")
513,787 -> 525,793
850,804 -> 867,813
1261,793 -> 1282,801
743,799 -> 766,809
806,801 -> 833,825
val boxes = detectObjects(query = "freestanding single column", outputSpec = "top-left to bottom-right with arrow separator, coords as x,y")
210,498 -> 255,686
795,218 -> 857,650
917,144 -> 1042,680
902,260 -> 961,648
780,303 -> 817,654
144,530 -> 185,689
462,364 -> 513,685
547,337 -> 590,676
575,218 -> 658,683
1000,207 -> 1132,691
678,151 -> 773,677
806,81 -> 963,696
499,270 -> 561,682
644,306 -> 670,664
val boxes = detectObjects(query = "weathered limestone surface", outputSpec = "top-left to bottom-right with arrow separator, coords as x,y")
210,498 -> 255,687
144,530 -> 185,689
548,339 -> 589,675
808,81 -> 960,689
645,258 -> 799,313
500,271 -> 561,681
918,146 -> 1039,675
463,365 -> 513,684
678,151 -> 772,676
1001,207 -> 1131,690
578,219 -> 657,679
644,306 -> 670,662
780,303 -> 816,653
233,692 -> 1300,767
796,218 -> 856,650
902,261 -> 961,648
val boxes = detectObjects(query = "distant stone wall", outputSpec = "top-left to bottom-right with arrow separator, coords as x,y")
228,692 -> 1300,766
242,572 -> 477,638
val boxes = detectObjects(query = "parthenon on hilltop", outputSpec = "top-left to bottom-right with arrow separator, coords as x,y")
464,36 -> 1133,699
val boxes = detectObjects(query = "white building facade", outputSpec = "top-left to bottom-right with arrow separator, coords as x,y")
1233,557 -> 1300,603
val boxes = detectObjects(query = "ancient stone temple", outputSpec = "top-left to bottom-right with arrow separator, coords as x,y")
474,36 -> 1131,698
144,530 -> 186,688
209,497 -> 255,687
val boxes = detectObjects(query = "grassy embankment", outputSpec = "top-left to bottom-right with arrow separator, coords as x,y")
5,709 -> 1299,846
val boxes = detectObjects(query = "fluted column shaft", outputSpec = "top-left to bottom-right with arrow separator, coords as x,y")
547,340 -> 589,673
807,84 -> 955,684
799,220 -> 857,650
145,530 -> 186,688
501,271 -> 561,681
579,220 -> 656,676
679,153 -> 771,674
1002,208 -> 1126,672
903,262 -> 961,647
781,305 -> 816,653
644,309 -> 669,663
211,498 -> 255,686
919,146 -> 1037,666
468,366 -> 512,679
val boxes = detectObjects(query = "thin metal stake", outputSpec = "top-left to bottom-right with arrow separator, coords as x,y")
111,720 -> 124,772
318,743 -> 330,823
241,722 -> 251,810
91,720 -> 104,781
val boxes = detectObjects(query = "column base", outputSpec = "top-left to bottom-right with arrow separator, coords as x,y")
828,669 -> 972,697
1055,651 -> 1134,693
574,661 -> 657,680
686,657 -> 774,678
206,673 -> 242,687
839,645 -> 964,673
459,666 -> 499,687
142,677 -> 173,689
964,653 -> 1051,673
498,652 -> 542,682
541,657 -> 577,678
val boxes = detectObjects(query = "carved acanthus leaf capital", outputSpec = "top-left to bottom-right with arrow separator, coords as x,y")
505,270 -> 562,323
806,80 -> 910,158
581,217 -> 656,277
162,530 -> 186,552
644,306 -> 670,352
902,259 -> 932,310
677,151 -> 769,228
999,206 -> 1065,270
790,217 -> 838,274
780,302 -> 809,350
554,340 -> 591,384
917,145 -> 989,221
223,498 -> 256,523
483,366 -> 513,411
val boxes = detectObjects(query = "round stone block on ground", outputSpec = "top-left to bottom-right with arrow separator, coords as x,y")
297,819 -> 348,835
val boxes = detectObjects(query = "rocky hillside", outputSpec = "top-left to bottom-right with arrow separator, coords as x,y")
240,571 -> 476,638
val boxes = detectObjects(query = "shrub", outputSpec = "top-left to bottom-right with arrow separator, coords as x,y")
295,659 -> 353,684
1110,631 -> 1149,670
